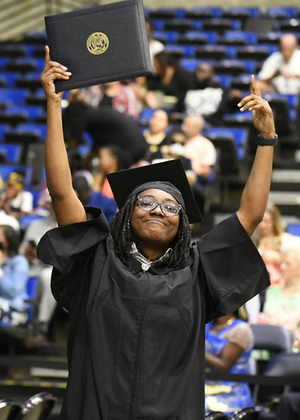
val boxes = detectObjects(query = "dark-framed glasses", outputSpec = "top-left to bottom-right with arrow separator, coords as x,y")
137,195 -> 182,217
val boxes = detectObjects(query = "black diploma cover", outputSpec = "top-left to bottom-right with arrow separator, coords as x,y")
45,0 -> 153,92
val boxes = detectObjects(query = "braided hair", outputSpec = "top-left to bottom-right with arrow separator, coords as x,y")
110,195 -> 191,269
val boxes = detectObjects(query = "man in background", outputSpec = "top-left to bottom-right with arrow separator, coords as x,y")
258,33 -> 300,94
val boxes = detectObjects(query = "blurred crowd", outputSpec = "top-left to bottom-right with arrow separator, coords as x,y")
0,20 -> 300,418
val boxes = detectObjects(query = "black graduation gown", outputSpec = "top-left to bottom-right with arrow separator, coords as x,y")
37,207 -> 269,420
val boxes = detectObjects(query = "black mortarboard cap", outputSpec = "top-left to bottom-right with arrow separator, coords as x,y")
107,159 -> 203,224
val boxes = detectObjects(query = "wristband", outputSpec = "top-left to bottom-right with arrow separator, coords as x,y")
257,134 -> 278,146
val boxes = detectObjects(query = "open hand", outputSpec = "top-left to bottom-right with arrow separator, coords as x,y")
237,75 -> 276,138
41,45 -> 72,100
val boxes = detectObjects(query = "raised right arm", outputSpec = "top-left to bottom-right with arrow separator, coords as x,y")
41,46 -> 87,226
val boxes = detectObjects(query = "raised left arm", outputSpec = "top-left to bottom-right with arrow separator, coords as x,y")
236,75 -> 276,236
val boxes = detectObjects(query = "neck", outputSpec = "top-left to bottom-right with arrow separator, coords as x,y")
138,243 -> 168,261
213,315 -> 236,331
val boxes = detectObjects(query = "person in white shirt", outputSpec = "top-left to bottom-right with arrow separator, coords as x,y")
0,210 -> 20,233
0,172 -> 33,220
258,33 -> 300,95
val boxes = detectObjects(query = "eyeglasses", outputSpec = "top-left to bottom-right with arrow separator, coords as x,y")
137,195 -> 182,217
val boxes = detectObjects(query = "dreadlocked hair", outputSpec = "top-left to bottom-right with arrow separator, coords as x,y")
110,196 -> 192,269
110,196 -> 136,264
168,209 -> 191,269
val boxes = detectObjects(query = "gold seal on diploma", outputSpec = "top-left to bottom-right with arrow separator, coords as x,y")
86,32 -> 109,55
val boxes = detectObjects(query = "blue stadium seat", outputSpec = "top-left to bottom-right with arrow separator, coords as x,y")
5,57 -> 39,73
0,276 -> 39,327
0,44 -> 26,59
226,7 -> 260,18
165,44 -> 196,58
0,106 -> 29,125
0,72 -> 19,87
25,277 -> 40,321
19,214 -> 46,229
164,19 -> 197,33
203,127 -> 248,160
15,71 -> 42,91
5,105 -> 46,122
0,57 -> 8,70
152,30 -> 179,44
257,31 -> 285,46
214,74 -> 232,88
262,93 -> 298,133
286,224 -> 300,237
0,144 -> 23,163
222,30 -> 258,46
149,8 -> 186,19
185,8 -> 223,19
243,60 -> 257,73
138,108 -> 156,126
6,123 -> 47,142
235,45 -> 277,61
230,74 -> 252,90
0,164 -> 27,181
179,58 -> 202,72
267,7 -> 300,19
214,59 -> 247,76
0,124 -> 10,141
202,18 -> 240,34
195,45 -> 227,60
151,19 -> 165,31
178,31 -> 218,46
0,88 -> 28,106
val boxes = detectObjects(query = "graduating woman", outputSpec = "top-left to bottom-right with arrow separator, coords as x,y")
38,46 -> 277,420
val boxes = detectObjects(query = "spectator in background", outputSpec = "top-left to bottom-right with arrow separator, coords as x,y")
0,172 -> 33,220
184,62 -> 230,125
258,247 -> 300,350
254,202 -> 300,287
146,20 -> 165,66
20,189 -> 57,342
81,82 -> 141,120
147,51 -> 194,111
143,109 -> 171,155
205,306 -> 254,416
257,33 -> 300,95
181,115 -> 217,182
72,170 -> 117,223
0,210 -> 20,233
62,105 -> 148,168
92,145 -> 131,200
0,225 -> 29,325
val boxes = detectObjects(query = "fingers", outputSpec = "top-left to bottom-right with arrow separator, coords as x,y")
250,74 -> 262,98
237,94 -> 270,112
42,58 -> 72,83
43,45 -> 70,77
45,45 -> 51,65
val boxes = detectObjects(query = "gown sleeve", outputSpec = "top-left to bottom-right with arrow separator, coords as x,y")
197,213 -> 270,322
36,207 -> 110,310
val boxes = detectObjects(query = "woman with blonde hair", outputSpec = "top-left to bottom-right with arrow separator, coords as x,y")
255,202 -> 300,287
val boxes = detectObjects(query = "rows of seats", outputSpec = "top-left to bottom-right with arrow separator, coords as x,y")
0,7 -> 300,200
